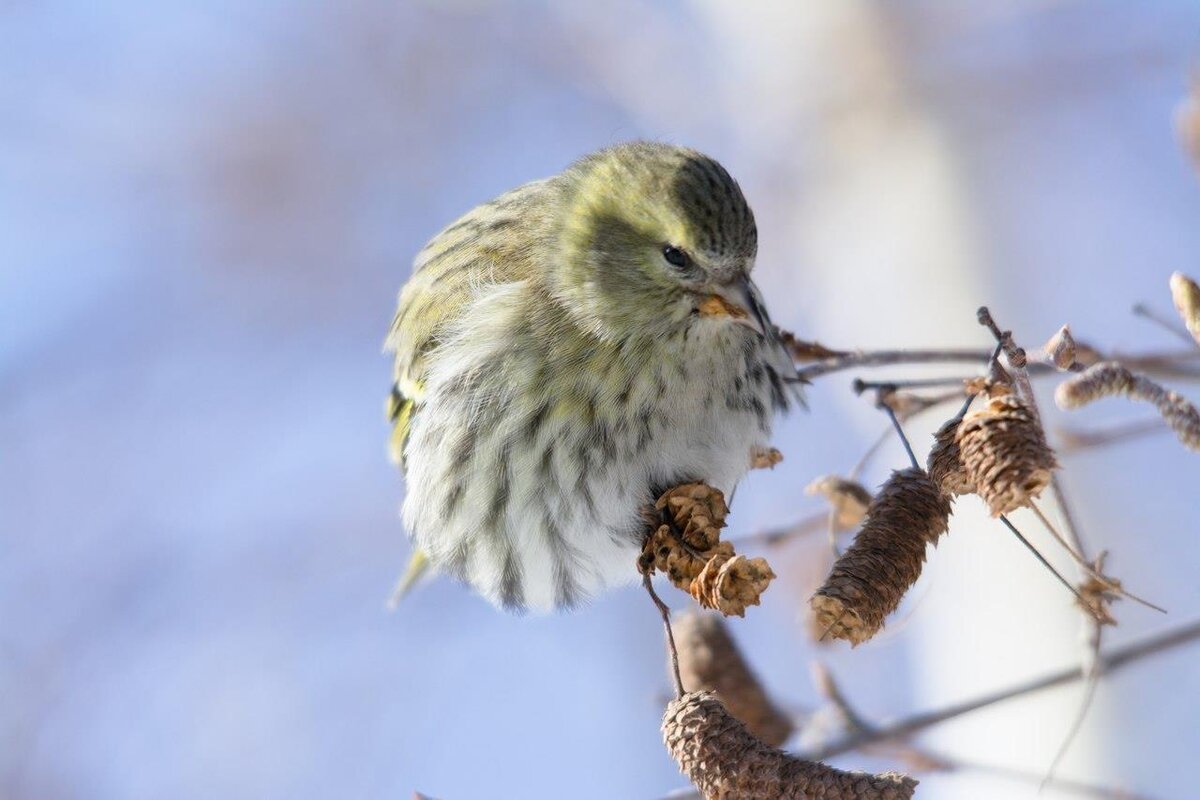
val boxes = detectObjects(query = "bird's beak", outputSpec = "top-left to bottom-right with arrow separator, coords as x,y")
697,274 -> 767,336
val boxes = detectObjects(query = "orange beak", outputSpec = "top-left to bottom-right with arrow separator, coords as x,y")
696,276 -> 766,335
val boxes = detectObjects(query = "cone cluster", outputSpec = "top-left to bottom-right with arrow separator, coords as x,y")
956,392 -> 1058,516
810,468 -> 951,645
640,483 -> 775,617
663,691 -> 917,800
674,612 -> 793,747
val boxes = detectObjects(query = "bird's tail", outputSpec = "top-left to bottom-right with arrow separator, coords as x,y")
387,548 -> 431,610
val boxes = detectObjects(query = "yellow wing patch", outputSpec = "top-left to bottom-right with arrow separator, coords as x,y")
386,379 -> 423,468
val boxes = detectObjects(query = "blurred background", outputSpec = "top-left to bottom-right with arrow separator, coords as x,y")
3,2 -> 1200,798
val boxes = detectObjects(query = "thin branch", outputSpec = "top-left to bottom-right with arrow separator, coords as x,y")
800,618 -> 1200,761
645,574 -> 684,699
1055,418 -> 1169,453
978,306 -> 1107,786
737,510 -> 827,548
1040,673 -> 1102,794
796,347 -> 998,380
1029,505 -> 1166,615
1133,302 -> 1197,346
953,756 -> 1153,800
792,343 -> 1200,382
997,514 -> 1093,614
807,663 -> 1145,800
853,376 -> 972,392
879,400 -> 920,471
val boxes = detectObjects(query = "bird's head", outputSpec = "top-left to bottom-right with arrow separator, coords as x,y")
555,142 -> 767,342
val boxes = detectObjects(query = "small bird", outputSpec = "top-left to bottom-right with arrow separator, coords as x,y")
385,142 -> 798,613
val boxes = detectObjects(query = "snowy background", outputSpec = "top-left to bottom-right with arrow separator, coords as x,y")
3,2 -> 1200,798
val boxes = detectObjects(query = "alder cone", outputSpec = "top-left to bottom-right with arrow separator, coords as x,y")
926,418 -> 974,496
674,613 -> 793,746
811,468 -> 951,645
956,393 -> 1057,516
663,691 -> 917,800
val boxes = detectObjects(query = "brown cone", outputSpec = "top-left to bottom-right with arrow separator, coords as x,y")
956,393 -> 1057,516
811,468 -> 951,645
663,691 -> 917,799
640,482 -> 777,616
674,612 -> 793,747
926,418 -> 974,497
690,553 -> 776,618
656,482 -> 729,551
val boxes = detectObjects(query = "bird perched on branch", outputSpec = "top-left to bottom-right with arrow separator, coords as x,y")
385,141 -> 799,612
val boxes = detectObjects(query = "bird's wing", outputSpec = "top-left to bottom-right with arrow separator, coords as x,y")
384,176 -> 561,467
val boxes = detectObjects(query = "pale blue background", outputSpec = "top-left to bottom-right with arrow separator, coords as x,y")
3,3 -> 1200,799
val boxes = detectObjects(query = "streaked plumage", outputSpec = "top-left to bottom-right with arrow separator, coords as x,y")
386,142 -> 798,612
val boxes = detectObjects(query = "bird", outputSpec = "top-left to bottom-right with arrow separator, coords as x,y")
385,141 -> 799,613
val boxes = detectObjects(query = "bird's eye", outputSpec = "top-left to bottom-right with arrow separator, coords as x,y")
662,245 -> 690,269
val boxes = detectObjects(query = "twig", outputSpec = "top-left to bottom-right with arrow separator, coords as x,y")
979,307 -> 1109,783
806,663 -> 1143,800
1133,302 -> 1197,346
853,376 -> 972,392
850,388 -> 966,478
801,618 -> 1200,761
791,343 -> 1200,383
997,514 -> 1093,614
1041,665 -> 1103,794
738,510 -> 827,548
1055,418 -> 1168,453
796,347 -> 1000,380
645,573 -> 684,698
738,389 -> 965,550
1029,505 -> 1166,615
878,398 -> 920,471
951,757 -> 1153,800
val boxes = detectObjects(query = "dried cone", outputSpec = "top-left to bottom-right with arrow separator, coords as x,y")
640,483 -> 776,616
640,483 -> 729,585
956,393 -> 1057,516
641,525 -> 730,587
1170,272 -> 1200,346
658,482 -> 729,549
810,468 -> 951,645
691,553 -> 776,618
663,692 -> 917,800
1056,362 -> 1200,452
805,475 -> 873,530
674,612 -> 793,746
926,418 -> 974,496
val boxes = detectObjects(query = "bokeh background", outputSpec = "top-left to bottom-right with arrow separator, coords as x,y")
4,2 -> 1200,798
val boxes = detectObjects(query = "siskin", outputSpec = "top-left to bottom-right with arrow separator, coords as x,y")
385,142 -> 799,612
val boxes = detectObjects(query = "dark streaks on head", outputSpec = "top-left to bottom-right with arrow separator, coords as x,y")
670,154 -> 757,262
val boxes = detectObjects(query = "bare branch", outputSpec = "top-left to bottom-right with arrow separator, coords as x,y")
801,619 -> 1200,761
